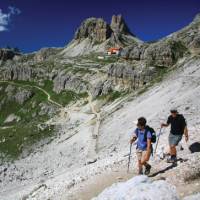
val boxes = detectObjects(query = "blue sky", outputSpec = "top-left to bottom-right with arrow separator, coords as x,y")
0,0 -> 200,53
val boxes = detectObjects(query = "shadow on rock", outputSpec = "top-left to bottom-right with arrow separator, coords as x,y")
148,163 -> 177,178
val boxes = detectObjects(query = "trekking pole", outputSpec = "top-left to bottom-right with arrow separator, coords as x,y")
127,143 -> 133,173
154,127 -> 163,155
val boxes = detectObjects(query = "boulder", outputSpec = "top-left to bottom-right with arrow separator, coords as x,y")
183,193 -> 200,200
53,71 -> 88,94
14,89 -> 34,105
4,114 -> 21,123
92,176 -> 179,200
0,49 -> 19,61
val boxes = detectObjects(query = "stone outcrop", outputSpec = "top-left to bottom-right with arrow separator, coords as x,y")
120,43 -> 148,60
93,176 -> 179,200
121,40 -> 188,67
53,71 -> 88,94
74,14 -> 136,45
4,114 -> 21,123
14,89 -> 34,105
141,40 -> 188,66
1,64 -> 48,81
107,62 -> 154,89
169,13 -> 200,49
110,14 -> 133,36
74,18 -> 112,44
33,48 -> 63,62
0,49 -> 19,61
4,85 -> 34,105
90,80 -> 113,99
62,14 -> 141,57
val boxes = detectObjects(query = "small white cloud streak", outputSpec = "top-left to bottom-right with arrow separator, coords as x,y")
0,6 -> 21,32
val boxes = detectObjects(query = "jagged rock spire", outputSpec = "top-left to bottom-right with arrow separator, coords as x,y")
110,14 -> 134,36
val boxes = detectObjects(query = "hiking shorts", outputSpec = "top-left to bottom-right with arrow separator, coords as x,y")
136,149 -> 147,161
168,133 -> 182,146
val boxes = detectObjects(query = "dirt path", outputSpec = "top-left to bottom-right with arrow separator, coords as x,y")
0,80 -> 63,108
85,91 -> 102,161
65,153 -> 200,200
67,168 -> 135,200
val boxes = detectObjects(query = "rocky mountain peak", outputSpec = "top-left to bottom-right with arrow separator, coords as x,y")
193,13 -> 200,23
110,14 -> 134,36
73,15 -> 135,44
74,17 -> 112,43
0,48 -> 20,61
63,15 -> 140,57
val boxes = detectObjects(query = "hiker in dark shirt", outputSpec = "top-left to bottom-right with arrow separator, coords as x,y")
161,108 -> 189,163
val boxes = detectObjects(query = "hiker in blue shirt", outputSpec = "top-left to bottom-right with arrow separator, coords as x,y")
130,117 -> 152,175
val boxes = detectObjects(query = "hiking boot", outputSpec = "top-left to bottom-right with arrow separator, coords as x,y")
167,156 -> 177,163
144,164 -> 151,175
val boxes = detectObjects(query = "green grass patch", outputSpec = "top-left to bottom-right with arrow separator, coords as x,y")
0,82 -> 56,162
0,123 -> 54,162
42,80 -> 88,106
97,90 -> 127,102
78,53 -> 119,65
7,79 -> 88,107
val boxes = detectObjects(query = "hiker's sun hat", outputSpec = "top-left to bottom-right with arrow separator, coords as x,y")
170,107 -> 178,113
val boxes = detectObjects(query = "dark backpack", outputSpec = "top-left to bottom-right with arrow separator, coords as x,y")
144,125 -> 156,143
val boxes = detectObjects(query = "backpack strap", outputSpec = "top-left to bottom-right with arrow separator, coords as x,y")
143,127 -> 148,142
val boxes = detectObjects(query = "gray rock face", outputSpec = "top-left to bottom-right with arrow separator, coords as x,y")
170,13 -> 200,49
90,80 -> 113,98
53,71 -> 88,94
93,176 -> 179,200
38,102 -> 57,117
14,89 -> 34,105
110,14 -> 133,36
4,114 -> 21,123
1,64 -> 47,81
121,40 -> 187,67
0,49 -> 19,61
4,85 -> 34,104
72,14 -> 140,50
183,193 -> 200,200
121,43 -> 148,60
34,47 -> 62,62
107,63 -> 153,89
142,40 -> 187,66
74,18 -> 112,43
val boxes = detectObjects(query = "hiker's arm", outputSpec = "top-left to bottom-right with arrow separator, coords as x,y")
130,136 -> 137,144
182,116 -> 188,142
130,129 -> 137,144
161,123 -> 169,128
161,116 -> 170,128
184,126 -> 189,142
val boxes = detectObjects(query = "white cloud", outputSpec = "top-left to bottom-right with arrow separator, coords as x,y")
0,26 -> 7,31
0,6 -> 21,32
8,6 -> 21,15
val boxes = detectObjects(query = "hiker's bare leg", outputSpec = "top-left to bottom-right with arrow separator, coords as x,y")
170,145 -> 176,156
138,160 -> 143,173
141,151 -> 150,165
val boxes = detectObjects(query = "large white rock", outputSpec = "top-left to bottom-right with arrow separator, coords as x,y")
92,176 -> 179,200
4,113 -> 21,123
183,193 -> 200,200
